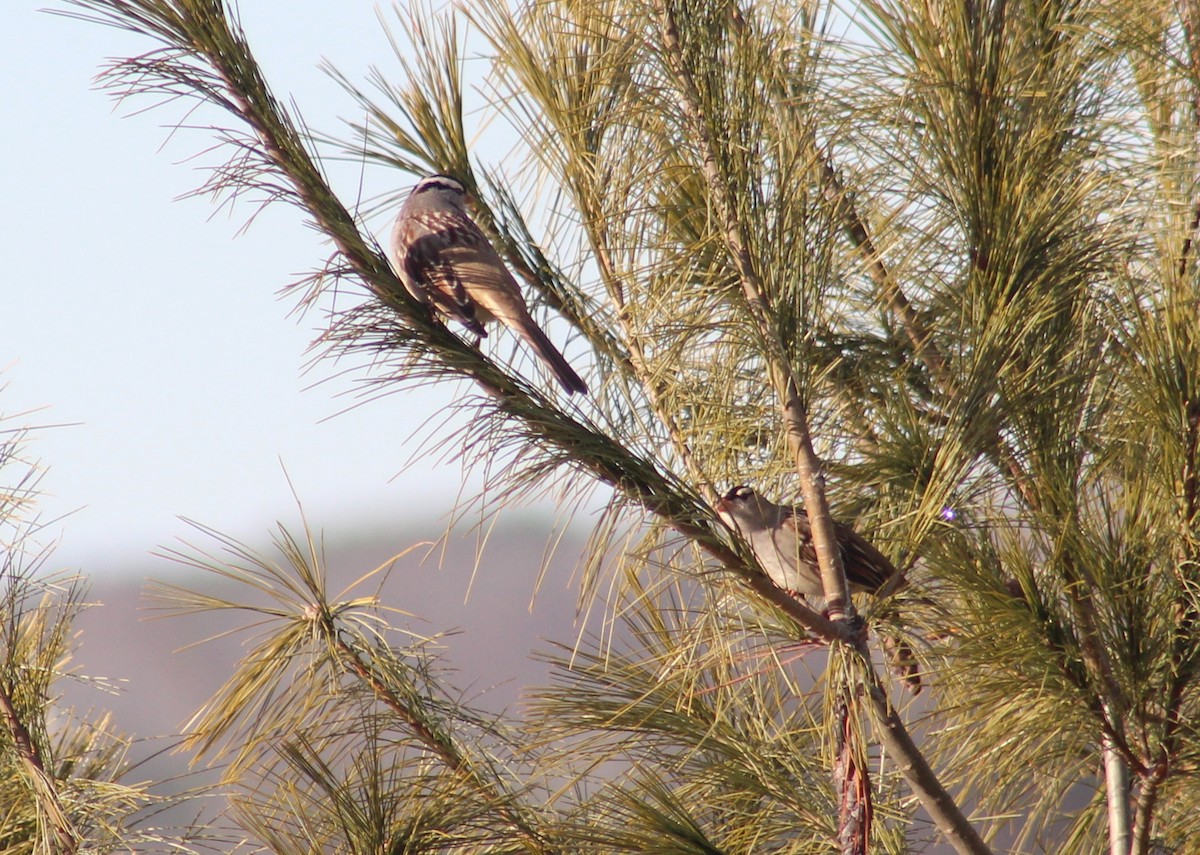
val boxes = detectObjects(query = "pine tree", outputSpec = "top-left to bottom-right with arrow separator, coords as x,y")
10,0 -> 1200,851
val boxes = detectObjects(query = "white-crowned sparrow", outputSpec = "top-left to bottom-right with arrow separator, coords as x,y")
389,174 -> 588,395
715,485 -> 900,597
717,484 -> 921,692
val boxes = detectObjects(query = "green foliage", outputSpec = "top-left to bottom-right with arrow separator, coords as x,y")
0,417 -> 173,853
8,0 -> 1200,851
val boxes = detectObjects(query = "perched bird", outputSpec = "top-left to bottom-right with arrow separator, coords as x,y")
389,174 -> 588,395
715,485 -> 900,597
716,484 -> 921,692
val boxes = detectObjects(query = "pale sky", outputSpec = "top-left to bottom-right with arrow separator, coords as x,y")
2,2 -> 523,575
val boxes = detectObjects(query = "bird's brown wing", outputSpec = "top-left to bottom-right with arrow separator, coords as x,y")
434,240 -> 533,328
403,213 -> 587,394
780,507 -> 818,566
401,218 -> 492,336
787,510 -> 899,594
436,234 -> 589,395
833,520 -> 900,593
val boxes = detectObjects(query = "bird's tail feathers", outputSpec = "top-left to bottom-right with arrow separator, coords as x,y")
518,320 -> 588,395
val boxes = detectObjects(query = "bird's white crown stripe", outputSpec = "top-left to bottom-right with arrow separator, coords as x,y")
413,175 -> 466,195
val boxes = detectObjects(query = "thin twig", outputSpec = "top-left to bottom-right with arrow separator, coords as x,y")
821,154 -> 1044,509
1103,730 -> 1131,855
1177,0 -> 1200,279
863,678 -> 991,855
821,160 -> 948,385
587,216 -> 717,504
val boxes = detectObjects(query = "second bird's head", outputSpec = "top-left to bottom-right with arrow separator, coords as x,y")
715,485 -> 774,532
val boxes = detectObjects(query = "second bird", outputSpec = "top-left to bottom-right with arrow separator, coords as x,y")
389,174 -> 588,395
716,485 -> 900,597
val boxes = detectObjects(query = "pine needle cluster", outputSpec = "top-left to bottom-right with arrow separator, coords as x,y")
6,0 -> 1200,851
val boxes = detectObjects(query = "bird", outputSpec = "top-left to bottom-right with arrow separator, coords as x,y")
716,484 -> 921,693
389,174 -> 588,395
714,485 -> 900,597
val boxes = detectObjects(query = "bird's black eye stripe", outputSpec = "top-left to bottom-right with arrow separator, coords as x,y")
724,485 -> 752,501
412,175 -> 465,196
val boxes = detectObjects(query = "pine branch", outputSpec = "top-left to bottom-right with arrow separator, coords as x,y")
653,0 -> 855,619
651,4 -> 988,853
1155,15 -> 1200,841
0,682 -> 78,855
1104,736 -> 1132,855
326,622 -> 554,854
825,103 -> 1135,850
74,0 -> 861,651
153,522 -> 565,851
1130,762 -> 1167,855
862,676 -> 990,855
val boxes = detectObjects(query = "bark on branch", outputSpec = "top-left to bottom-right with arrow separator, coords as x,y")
0,682 -> 77,855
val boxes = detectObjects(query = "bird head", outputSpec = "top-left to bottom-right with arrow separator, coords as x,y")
715,484 -> 773,532
410,174 -> 469,209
